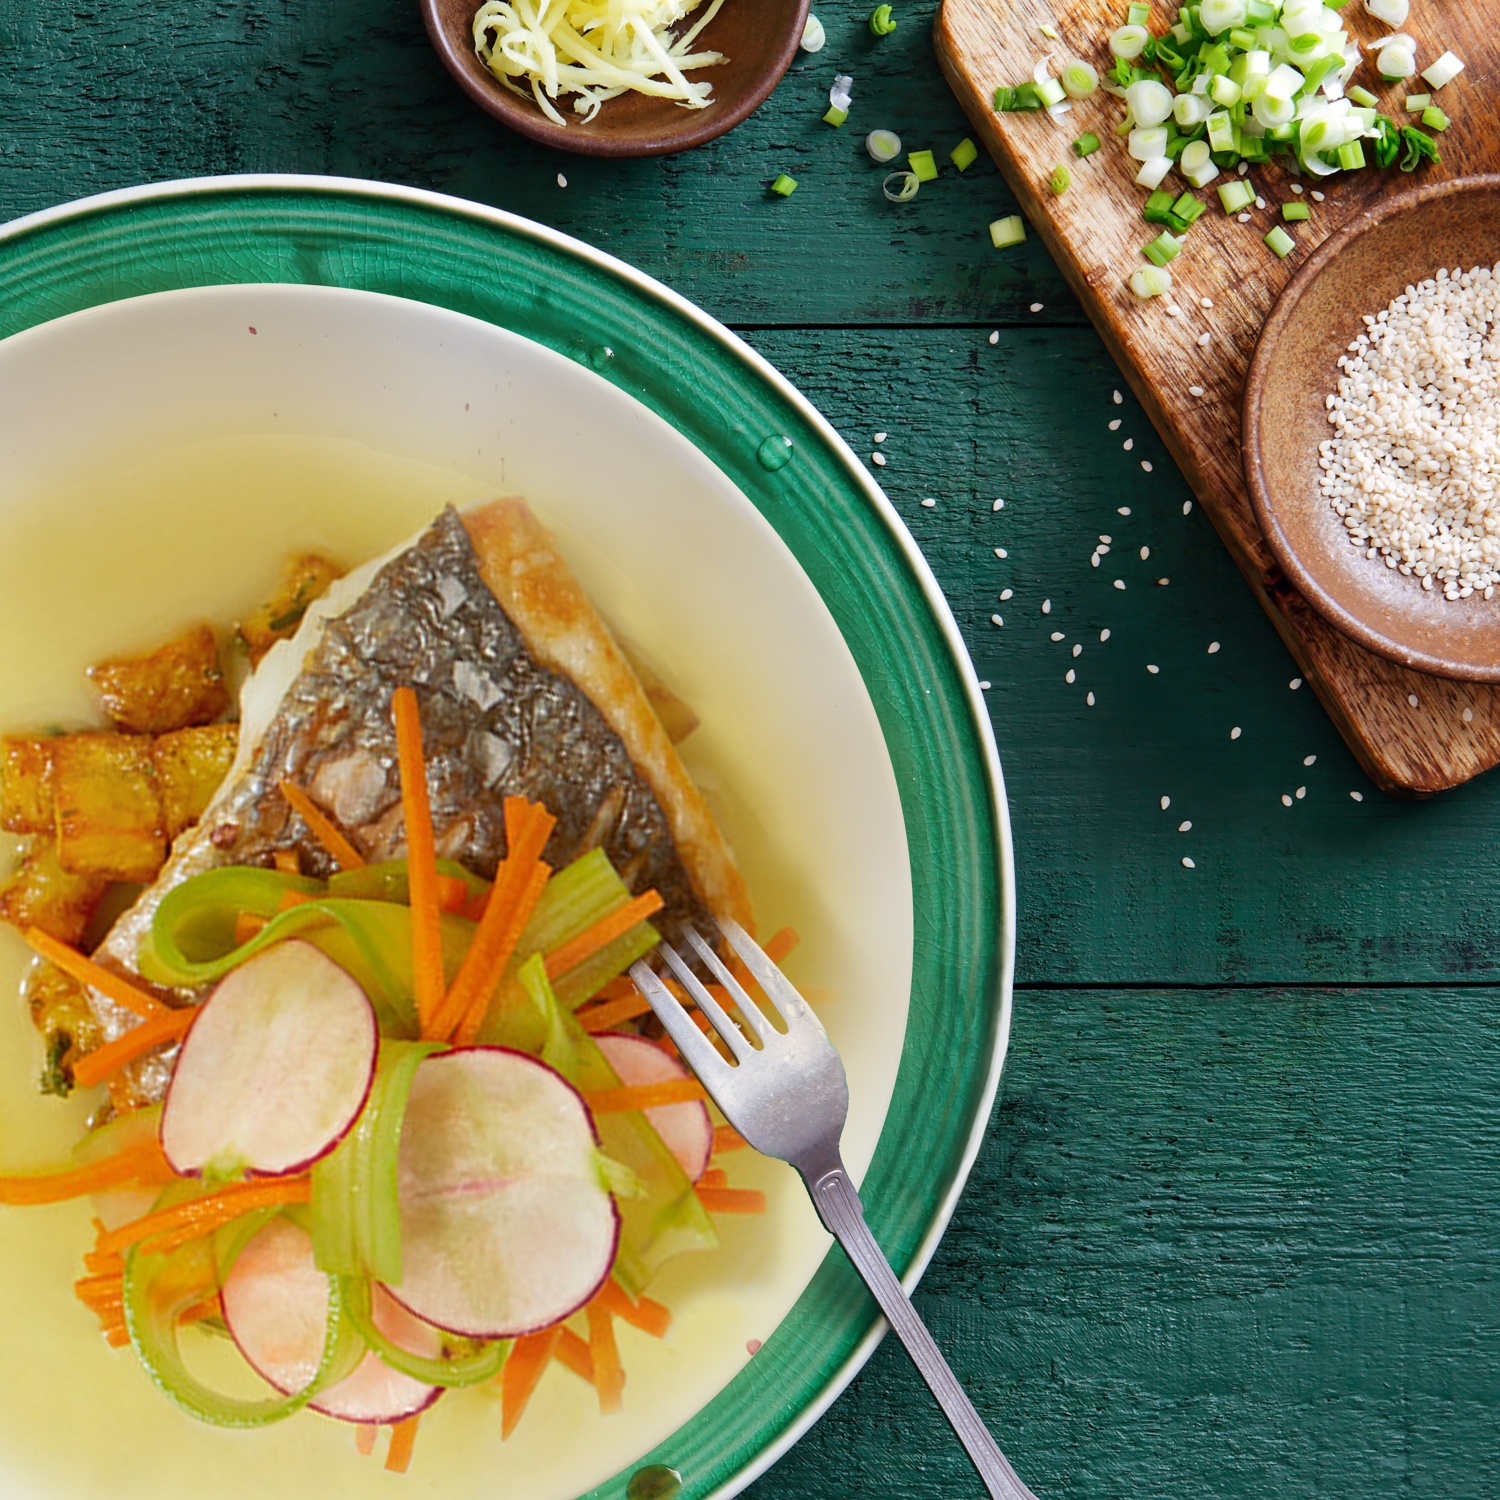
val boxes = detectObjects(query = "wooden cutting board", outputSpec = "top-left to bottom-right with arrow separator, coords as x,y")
935,0 -> 1499,793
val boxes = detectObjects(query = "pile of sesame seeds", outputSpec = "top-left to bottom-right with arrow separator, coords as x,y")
1319,265 -> 1500,601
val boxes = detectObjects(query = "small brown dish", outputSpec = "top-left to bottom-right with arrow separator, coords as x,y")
420,0 -> 810,157
1244,175 -> 1500,681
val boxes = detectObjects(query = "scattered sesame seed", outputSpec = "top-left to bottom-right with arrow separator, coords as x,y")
1109,418 -> 1122,431
1100,534 -> 1113,543
1290,677 -> 1302,689
872,452 -> 886,466
1114,578 -> 1126,589
988,331 -> 999,344
992,497 -> 1005,510
1072,643 -> 1082,657
1281,793 -> 1293,806
1238,162 -> 1248,176
1160,795 -> 1170,809
557,172 -> 568,187
1123,438 -> 1135,451
1200,297 -> 1214,309
994,547 -> 1008,559
1183,501 -> 1193,515
1230,726 -> 1242,739
979,680 -> 992,690
1311,190 -> 1325,201
1086,691 -> 1095,705
1065,668 -> 1076,683
1147,663 -> 1160,673
1140,546 -> 1150,560
1141,461 -> 1153,472
1350,790 -> 1364,801
1100,628 -> 1111,642
1030,302 -> 1044,312
1196,332 -> 1212,347
1000,588 -> 1014,600
1182,856 -> 1196,868
1238,212 -> 1251,223
1113,389 -> 1123,404
1407,693 -> 1419,708
1178,820 -> 1191,832
1295,786 -> 1306,799
1303,754 -> 1316,766
1042,599 -> 1051,613
920,497 -> 937,508
1464,707 -> 1475,722
1189,384 -> 1205,397
1207,641 -> 1220,653
1158,577 -> 1170,585
1255,196 -> 1266,209
1050,631 -> 1065,642
1165,305 -> 1180,318
1290,183 -> 1304,194
991,614 -> 1004,627
1118,506 -> 1132,515
874,431 -> 887,443
1091,553 -> 1101,567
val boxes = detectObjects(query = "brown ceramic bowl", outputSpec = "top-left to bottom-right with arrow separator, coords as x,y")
1244,175 -> 1500,681
420,0 -> 810,157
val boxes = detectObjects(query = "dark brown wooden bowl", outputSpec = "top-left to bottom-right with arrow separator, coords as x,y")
420,0 -> 810,157
1244,175 -> 1500,681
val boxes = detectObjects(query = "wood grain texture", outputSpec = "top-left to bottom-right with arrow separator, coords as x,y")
935,0 -> 1500,794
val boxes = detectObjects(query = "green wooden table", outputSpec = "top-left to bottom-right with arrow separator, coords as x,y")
5,3 -> 1499,1494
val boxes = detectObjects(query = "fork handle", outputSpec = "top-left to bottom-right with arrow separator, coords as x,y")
808,1166 -> 1041,1500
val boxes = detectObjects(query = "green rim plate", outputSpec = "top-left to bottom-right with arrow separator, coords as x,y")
0,175 -> 1015,1500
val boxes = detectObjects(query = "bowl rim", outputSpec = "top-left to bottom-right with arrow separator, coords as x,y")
417,0 -> 812,158
1242,172 -> 1500,682
0,172 -> 1017,1500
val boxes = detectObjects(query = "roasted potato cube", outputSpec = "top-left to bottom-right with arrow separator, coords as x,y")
88,624 -> 228,734
0,845 -> 110,945
52,733 -> 165,882
239,553 -> 343,666
23,960 -> 102,1096
153,723 -> 238,838
1,737 -> 55,834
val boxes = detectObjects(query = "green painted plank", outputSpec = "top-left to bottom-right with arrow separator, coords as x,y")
750,983 -> 1500,1498
744,326 -> 1500,986
0,2 -> 1077,325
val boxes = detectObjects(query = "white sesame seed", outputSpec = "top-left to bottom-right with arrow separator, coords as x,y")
1182,857 -> 1196,868
1086,691 -> 1095,706
988,331 -> 999,344
1238,213 -> 1251,223
1200,297 -> 1213,309
1114,579 -> 1126,589
872,452 -> 886,466
874,432 -> 887,443
991,614 -> 1004,627
1281,794 -> 1293,806
1113,390 -> 1123,404
1042,599 -> 1051,614
1408,693 -> 1419,707
1463,707 -> 1475,722
1141,461 -> 1153,472
1207,641 -> 1220,654
1196,332 -> 1212,348
1123,438 -> 1135,451
1100,629 -> 1111,642
1350,790 -> 1364,801
1303,754 -> 1316,766
1291,183 -> 1304,194
992,497 -> 1005,510
1255,196 -> 1266,209
1065,669 -> 1076,683
1165,305 -> 1180,318
557,172 -> 568,187
1178,820 -> 1191,832
1158,577 -> 1170,585
920,497 -> 936,508
1230,726 -> 1241,739
1000,588 -> 1013,600
1295,786 -> 1306,798
1238,162 -> 1248,176
1109,418 -> 1122,431
1118,506 -> 1132,515
1311,190 -> 1325,202
1160,795 -> 1170,810
1189,385 -> 1205,397
1091,553 -> 1101,567
1183,501 -> 1193,515
1030,302 -> 1044,312
1050,631 -> 1065,641
1072,643 -> 1082,657
1147,664 -> 1160,674
994,547 -> 1008,559
1100,535 -> 1113,544
1140,546 -> 1150,560
1290,677 -> 1302,689
979,680 -> 992,690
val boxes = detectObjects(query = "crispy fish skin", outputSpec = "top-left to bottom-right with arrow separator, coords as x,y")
84,502 -> 749,1107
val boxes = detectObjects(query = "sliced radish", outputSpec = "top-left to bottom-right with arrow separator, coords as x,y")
161,940 -> 378,1179
221,1216 -> 442,1424
391,1047 -> 619,1340
595,1033 -> 713,1182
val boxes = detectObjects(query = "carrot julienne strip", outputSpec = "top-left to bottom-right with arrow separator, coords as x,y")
696,1186 -> 767,1215
96,1177 -> 310,1258
436,873 -> 471,913
585,1079 -> 708,1114
453,860 -> 552,1047
385,1414 -> 421,1474
712,1124 -> 748,1155
355,1425 -> 378,1457
553,1326 -> 596,1384
599,1279 -> 671,1339
24,929 -> 166,1022
697,1168 -> 728,1191
233,911 -> 268,945
763,926 -> 800,964
272,848 -> 302,876
576,990 -> 653,1033
542,890 -> 664,981
72,1007 -> 197,1090
392,687 -> 446,1035
0,1137 -> 174,1207
279,779 -> 366,870
501,1326 -> 561,1439
586,1299 -> 624,1414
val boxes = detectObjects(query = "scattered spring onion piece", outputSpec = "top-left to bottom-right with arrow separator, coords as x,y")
1217,178 -> 1255,213
1421,51 -> 1464,89
1034,76 -> 1066,107
1110,23 -> 1149,58
1404,92 -> 1430,111
1282,200 -> 1310,221
1171,191 -> 1206,227
1398,124 -> 1440,170
1365,0 -> 1408,22
1265,224 -> 1295,258
1128,1 -> 1151,23
1073,131 -> 1101,157
868,3 -> 895,35
1130,265 -> 1173,299
1050,165 -> 1071,196
883,171 -> 919,203
1347,85 -> 1380,108
1061,59 -> 1099,98
1142,230 -> 1183,266
823,105 -> 847,126
1421,106 -> 1449,132
770,174 -> 798,197
908,150 -> 938,182
989,214 -> 1026,248
993,82 -> 1044,111
866,128 -> 902,162
800,14 -> 826,51
1143,188 -> 1177,223
1336,139 -> 1365,170
951,137 -> 979,171
1135,157 -> 1173,189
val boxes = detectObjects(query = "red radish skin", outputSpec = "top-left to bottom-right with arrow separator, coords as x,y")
221,1217 -> 443,1425
160,941 -> 378,1180
594,1033 -> 713,1182
390,1047 -> 620,1341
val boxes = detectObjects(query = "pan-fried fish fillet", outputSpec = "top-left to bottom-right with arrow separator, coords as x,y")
78,499 -> 750,1105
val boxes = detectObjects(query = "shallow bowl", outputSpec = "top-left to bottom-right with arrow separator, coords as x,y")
1243,174 -> 1500,681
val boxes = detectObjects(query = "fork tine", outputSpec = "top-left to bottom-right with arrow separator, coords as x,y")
682,928 -> 773,1043
716,917 -> 821,1032
657,941 -> 756,1064
627,960 -> 733,1082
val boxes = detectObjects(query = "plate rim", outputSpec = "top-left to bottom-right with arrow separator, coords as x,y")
0,173 -> 1017,1499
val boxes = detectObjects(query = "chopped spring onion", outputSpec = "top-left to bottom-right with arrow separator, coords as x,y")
1073,131 -> 1102,157
1143,188 -> 1177,223
951,137 -> 979,171
1180,139 -> 1219,188
1404,92 -> 1430,111
1130,264 -> 1174,300
1129,125 -> 1170,161
1126,79 -> 1175,127
866,129 -> 902,162
1110,24 -> 1150,58
1199,0 -> 1249,33
1209,73 -> 1242,106
1061,59 -> 1100,98
883,171 -> 919,203
993,82 -> 1045,111
1377,47 -> 1417,81
1335,139 -> 1365,170
1421,106 -> 1450,132
1206,111 -> 1236,151
1142,230 -> 1183,266
1347,84 -> 1379,108
1398,124 -> 1440,170
1365,0 -> 1408,22
1135,156 -> 1173,189
1171,191 -> 1206,227
989,214 -> 1027,249
908,150 -> 938,182
1265,224 -> 1295,257
1174,92 -> 1211,126
1127,1 -> 1151,24
770,174 -> 798,197
1282,200 -> 1310,220
829,73 -> 852,111
1421,51 -> 1464,89
801,14 -> 826,51
1217,178 -> 1256,212
1035,76 -> 1067,107
1050,165 -> 1071,195
869,3 -> 896,35
823,105 -> 847,126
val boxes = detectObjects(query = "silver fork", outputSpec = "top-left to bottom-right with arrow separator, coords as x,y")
629,919 -> 1041,1500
